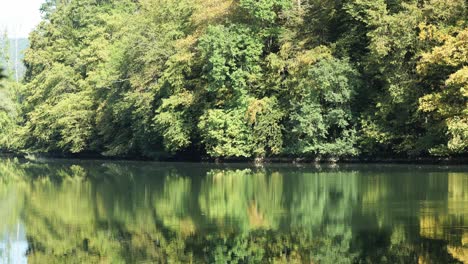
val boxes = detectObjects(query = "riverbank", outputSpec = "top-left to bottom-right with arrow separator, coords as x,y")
2,151 -> 467,165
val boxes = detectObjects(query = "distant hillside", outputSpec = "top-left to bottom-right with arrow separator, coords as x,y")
0,38 -> 28,80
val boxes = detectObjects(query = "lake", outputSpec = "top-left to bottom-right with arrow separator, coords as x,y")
0,158 -> 467,263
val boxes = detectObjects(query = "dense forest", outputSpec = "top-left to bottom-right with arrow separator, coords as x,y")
0,0 -> 467,160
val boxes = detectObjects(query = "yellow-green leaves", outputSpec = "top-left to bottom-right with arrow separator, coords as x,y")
198,108 -> 254,158
417,29 -> 468,154
247,97 -> 284,156
418,29 -> 468,76
154,91 -> 195,153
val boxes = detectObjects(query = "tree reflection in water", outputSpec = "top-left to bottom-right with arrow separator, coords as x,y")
0,159 -> 466,263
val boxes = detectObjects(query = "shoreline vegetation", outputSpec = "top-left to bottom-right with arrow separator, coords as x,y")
0,0 -> 467,161
2,152 -> 467,165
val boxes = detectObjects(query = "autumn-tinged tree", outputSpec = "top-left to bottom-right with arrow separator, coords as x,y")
418,28 -> 468,155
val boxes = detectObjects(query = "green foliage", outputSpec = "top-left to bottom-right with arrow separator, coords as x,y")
4,0 -> 466,158
199,24 -> 263,105
154,91 -> 195,153
247,97 -> 284,156
198,108 -> 254,158
0,93 -> 17,149
287,56 -> 359,156
239,0 -> 292,23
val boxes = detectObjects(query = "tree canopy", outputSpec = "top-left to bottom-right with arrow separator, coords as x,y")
1,0 -> 467,159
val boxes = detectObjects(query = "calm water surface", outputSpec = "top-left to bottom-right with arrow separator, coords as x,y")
0,158 -> 467,263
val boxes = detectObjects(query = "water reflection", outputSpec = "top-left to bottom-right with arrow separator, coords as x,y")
0,159 -> 467,263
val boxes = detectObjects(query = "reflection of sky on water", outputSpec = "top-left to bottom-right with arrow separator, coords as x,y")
0,223 -> 27,264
